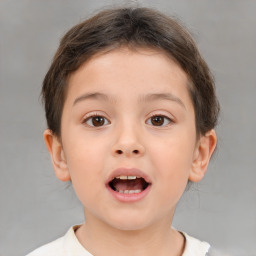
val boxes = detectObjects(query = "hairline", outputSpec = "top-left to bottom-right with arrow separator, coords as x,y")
56,45 -> 199,139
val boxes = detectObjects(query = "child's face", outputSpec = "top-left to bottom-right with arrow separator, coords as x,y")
45,47 -> 216,231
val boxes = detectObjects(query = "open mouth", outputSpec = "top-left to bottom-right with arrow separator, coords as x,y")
109,176 -> 150,194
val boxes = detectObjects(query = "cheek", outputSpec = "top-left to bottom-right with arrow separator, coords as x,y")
63,136 -> 107,189
150,135 -> 195,173
64,133 -> 107,166
149,134 -> 195,192
151,141 -> 193,206
65,145 -> 105,206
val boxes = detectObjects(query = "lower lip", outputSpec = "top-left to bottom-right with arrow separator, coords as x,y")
106,185 -> 151,202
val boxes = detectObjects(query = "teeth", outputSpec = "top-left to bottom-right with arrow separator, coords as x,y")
117,189 -> 142,194
128,176 -> 137,180
119,176 -> 128,180
117,176 -> 138,180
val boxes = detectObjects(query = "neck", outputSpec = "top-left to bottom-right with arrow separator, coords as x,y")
75,211 -> 185,256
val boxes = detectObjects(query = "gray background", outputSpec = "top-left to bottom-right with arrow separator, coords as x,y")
0,1 -> 255,255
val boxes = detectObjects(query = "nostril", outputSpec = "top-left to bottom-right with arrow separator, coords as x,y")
113,148 -> 143,156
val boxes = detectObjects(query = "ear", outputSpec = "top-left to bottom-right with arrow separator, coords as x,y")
189,129 -> 217,183
43,129 -> 71,182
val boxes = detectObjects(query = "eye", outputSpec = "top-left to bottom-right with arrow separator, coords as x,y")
146,115 -> 173,127
83,114 -> 110,127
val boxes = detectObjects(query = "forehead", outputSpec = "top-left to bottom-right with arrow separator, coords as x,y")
65,47 -> 192,108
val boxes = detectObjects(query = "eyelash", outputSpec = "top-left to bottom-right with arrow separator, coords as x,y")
146,114 -> 173,127
82,113 -> 174,128
82,113 -> 111,127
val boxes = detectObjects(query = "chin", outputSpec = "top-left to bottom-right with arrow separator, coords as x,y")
104,212 -> 152,231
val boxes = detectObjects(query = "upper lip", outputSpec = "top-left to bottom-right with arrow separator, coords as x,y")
106,168 -> 152,184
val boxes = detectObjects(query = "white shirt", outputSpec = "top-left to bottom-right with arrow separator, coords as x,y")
27,225 -> 210,256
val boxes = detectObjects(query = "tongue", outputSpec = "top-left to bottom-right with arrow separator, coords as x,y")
112,178 -> 145,191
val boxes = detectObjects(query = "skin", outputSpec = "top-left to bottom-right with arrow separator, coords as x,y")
44,48 -> 217,256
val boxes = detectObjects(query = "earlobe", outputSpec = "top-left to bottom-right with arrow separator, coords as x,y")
189,129 -> 217,183
43,129 -> 71,182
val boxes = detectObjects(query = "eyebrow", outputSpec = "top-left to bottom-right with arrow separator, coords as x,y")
73,92 -> 185,109
140,93 -> 186,109
73,92 -> 110,106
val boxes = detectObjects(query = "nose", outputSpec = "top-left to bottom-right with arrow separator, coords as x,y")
111,127 -> 145,157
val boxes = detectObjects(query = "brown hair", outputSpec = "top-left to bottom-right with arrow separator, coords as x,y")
42,7 -> 219,137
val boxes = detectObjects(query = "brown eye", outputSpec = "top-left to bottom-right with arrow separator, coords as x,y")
151,116 -> 164,126
92,116 -> 104,126
146,115 -> 172,127
84,115 -> 110,127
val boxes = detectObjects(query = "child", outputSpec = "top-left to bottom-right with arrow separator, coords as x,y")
27,6 -> 219,256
